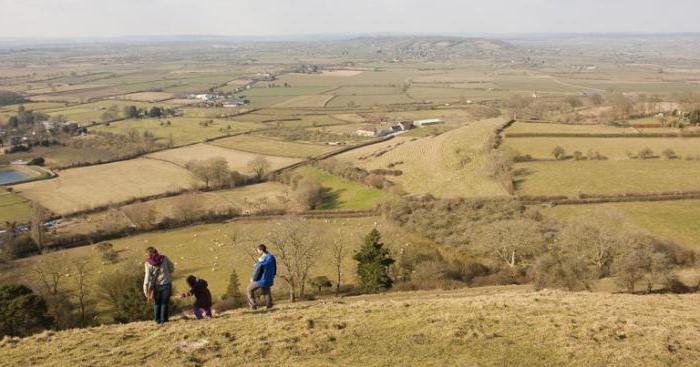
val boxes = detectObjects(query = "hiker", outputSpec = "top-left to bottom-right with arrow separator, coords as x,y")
179,275 -> 213,320
143,246 -> 175,324
247,244 -> 277,310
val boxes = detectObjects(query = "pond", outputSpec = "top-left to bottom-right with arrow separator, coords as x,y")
0,168 -> 32,185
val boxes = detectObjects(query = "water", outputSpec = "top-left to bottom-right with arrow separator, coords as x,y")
0,169 -> 32,185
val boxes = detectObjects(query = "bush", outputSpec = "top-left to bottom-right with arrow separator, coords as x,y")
95,242 -> 119,264
308,276 -> 333,294
662,149 -> 677,160
0,285 -> 53,337
97,267 -> 152,323
552,146 -> 566,160
353,229 -> 394,292
638,147 -> 655,160
531,254 -> 595,291
470,269 -> 526,287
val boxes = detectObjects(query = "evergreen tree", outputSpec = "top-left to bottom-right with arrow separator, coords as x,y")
353,229 -> 395,292
222,269 -> 244,306
0,285 -> 53,337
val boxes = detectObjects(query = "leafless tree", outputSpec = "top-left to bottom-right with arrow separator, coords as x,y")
329,229 -> 349,296
30,204 -> 48,252
72,257 -> 93,327
267,217 -> 320,302
248,156 -> 271,181
475,219 -> 544,269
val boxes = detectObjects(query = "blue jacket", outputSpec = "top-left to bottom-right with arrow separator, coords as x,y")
252,253 -> 276,288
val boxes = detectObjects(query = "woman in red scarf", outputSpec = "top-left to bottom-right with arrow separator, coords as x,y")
143,247 -> 175,324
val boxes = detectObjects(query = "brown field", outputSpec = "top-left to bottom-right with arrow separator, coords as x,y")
321,69 -> 366,77
11,158 -> 197,215
116,92 -> 175,102
210,134 -> 337,158
337,118 -> 509,198
272,95 -> 335,108
145,143 -> 301,173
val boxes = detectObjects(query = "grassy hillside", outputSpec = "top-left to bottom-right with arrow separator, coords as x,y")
2,287 -> 698,366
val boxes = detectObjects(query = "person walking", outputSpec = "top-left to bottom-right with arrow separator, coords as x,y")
143,246 -> 175,324
247,244 -> 276,310
179,275 -> 213,320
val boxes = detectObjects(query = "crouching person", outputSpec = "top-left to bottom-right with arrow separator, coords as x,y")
247,244 -> 276,310
179,275 -> 213,320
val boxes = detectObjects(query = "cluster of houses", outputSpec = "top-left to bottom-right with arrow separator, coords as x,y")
355,118 -> 444,137
187,93 -> 251,108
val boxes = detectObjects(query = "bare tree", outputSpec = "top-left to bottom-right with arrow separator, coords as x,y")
30,204 -> 48,252
248,156 -> 271,181
267,217 -> 320,302
32,257 -> 75,329
72,257 -> 93,327
329,229 -> 348,296
475,219 -> 544,269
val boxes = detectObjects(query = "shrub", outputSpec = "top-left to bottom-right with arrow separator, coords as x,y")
638,147 -> 655,160
218,269 -> 244,310
95,242 -> 119,264
531,254 -> 595,291
552,146 -> 566,160
572,151 -> 584,160
0,285 -> 53,337
662,149 -> 677,160
97,267 -> 152,323
308,276 -> 333,294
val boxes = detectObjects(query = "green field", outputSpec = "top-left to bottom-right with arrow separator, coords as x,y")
545,200 -> 700,252
92,117 -> 263,145
295,166 -> 387,210
507,122 -> 638,135
504,137 -> 700,160
0,188 -> 31,226
514,160 -> 700,196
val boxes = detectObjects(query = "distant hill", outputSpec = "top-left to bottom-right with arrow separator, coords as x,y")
2,286 -> 698,366
332,36 -> 514,59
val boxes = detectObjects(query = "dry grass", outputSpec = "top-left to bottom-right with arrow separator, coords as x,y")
117,92 -> 175,102
272,95 -> 335,108
2,287 -> 698,366
11,158 -> 196,215
337,118 -> 509,198
210,134 -> 337,158
507,122 -> 639,135
145,144 -> 301,173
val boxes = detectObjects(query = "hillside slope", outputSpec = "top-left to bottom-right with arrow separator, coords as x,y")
1,287 -> 699,367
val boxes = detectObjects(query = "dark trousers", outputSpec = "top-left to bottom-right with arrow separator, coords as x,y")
193,307 -> 212,320
247,281 -> 272,309
153,283 -> 172,324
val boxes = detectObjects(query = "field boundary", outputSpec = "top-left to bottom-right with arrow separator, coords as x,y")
506,132 -> 700,138
520,191 -> 700,206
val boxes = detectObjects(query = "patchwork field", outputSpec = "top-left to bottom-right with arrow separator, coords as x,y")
272,95 -> 334,108
146,143 -> 301,173
337,118 -> 509,198
545,200 -> 700,252
514,160 -> 700,197
116,92 -> 175,102
503,137 -> 700,160
211,134 -> 338,158
11,158 -> 197,215
507,122 -> 639,136
92,117 -> 263,145
295,166 -> 387,210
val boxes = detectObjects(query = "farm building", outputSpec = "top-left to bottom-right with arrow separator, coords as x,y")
355,126 -> 392,137
413,118 -> 444,127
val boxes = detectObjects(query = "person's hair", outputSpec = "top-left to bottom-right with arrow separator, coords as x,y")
145,247 -> 158,256
258,244 -> 267,253
186,275 -> 196,287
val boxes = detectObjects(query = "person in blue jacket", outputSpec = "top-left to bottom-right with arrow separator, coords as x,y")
247,244 -> 277,310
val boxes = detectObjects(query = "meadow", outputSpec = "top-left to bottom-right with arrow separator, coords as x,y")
506,122 -> 639,135
11,158 -> 197,215
0,188 -> 31,226
503,136 -> 700,160
92,117 -> 263,145
294,166 -> 387,210
337,118 -> 509,198
545,200 -> 700,252
514,160 -> 700,197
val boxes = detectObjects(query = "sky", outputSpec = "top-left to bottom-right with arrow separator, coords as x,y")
1,0 -> 699,39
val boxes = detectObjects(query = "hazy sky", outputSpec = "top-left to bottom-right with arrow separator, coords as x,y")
1,0 -> 699,38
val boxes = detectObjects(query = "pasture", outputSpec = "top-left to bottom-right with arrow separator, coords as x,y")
0,188 -> 31,226
503,137 -> 700,160
92,117 -> 263,145
337,118 -> 509,198
116,92 -> 175,102
506,122 -> 639,136
11,158 -> 197,215
545,200 -> 700,252
294,166 -> 387,210
272,95 -> 334,108
145,143 -> 301,173
211,134 -> 337,158
514,160 -> 700,197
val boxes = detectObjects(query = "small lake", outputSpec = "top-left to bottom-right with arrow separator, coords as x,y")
0,169 -> 32,185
